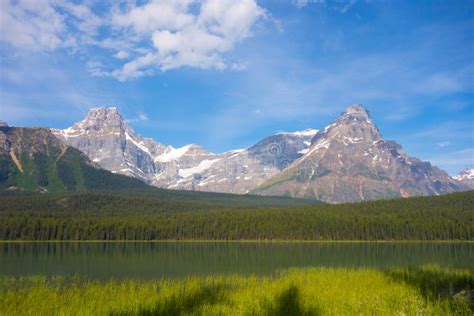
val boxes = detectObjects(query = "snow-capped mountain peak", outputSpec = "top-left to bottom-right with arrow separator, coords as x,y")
52,106 -> 165,181
453,168 -> 474,181
254,104 -> 465,202
453,168 -> 474,189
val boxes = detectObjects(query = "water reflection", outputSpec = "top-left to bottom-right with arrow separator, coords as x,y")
1,242 -> 472,279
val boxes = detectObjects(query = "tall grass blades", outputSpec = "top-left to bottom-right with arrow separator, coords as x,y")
1,266 -> 472,315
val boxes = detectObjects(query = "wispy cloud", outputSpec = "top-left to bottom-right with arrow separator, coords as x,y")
294,0 -> 357,13
126,111 -> 149,124
294,0 -> 325,9
436,141 -> 451,148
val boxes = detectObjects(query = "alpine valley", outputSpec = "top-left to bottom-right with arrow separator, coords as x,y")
42,104 -> 469,203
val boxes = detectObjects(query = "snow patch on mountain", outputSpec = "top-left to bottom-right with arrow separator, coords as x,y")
306,138 -> 331,156
178,158 -> 221,178
125,131 -> 151,155
155,145 -> 192,163
277,129 -> 319,137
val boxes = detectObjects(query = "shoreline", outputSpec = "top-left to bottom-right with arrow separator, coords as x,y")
1,239 -> 473,243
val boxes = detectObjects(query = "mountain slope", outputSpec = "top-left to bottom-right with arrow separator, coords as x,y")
253,105 -> 467,203
0,126 -> 152,193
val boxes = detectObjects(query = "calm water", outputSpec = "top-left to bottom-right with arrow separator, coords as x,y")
0,242 -> 472,279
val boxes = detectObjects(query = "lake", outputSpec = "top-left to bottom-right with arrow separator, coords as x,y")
1,242 -> 472,279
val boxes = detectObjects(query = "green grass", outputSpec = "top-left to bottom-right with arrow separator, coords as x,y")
1,266 -> 472,315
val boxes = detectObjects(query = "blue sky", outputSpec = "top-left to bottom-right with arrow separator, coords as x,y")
0,0 -> 473,175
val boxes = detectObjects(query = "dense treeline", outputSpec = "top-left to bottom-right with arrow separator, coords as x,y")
0,189 -> 320,210
0,191 -> 472,240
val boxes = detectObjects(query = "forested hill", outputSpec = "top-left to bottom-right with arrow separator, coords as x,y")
0,190 -> 472,241
0,126 -> 153,193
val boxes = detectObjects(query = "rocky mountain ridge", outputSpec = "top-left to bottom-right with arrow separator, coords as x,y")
51,105 -> 469,202
52,107 -> 317,195
253,105 -> 466,202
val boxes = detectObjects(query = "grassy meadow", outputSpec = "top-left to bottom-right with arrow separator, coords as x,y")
1,266 -> 473,315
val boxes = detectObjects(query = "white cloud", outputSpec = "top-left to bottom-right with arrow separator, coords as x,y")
110,52 -> 157,82
125,111 -> 151,124
114,50 -> 130,60
294,0 -> 325,8
112,1 -> 195,34
0,0 -> 70,51
294,0 -> 357,13
57,2 -> 102,37
0,0 -> 105,52
138,112 -> 149,121
111,0 -> 265,78
0,0 -> 265,81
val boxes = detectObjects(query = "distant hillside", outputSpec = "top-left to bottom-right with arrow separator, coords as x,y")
0,191 -> 472,241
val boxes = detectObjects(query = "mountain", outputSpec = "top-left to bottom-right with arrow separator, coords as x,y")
51,107 -> 165,183
53,107 -> 317,194
453,168 -> 474,189
157,129 -> 318,193
253,105 -> 467,202
0,125 -> 152,193
52,105 -> 467,203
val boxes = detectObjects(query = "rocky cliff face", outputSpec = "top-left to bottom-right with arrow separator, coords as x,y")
52,105 -> 467,202
52,107 -> 165,182
253,105 -> 467,202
